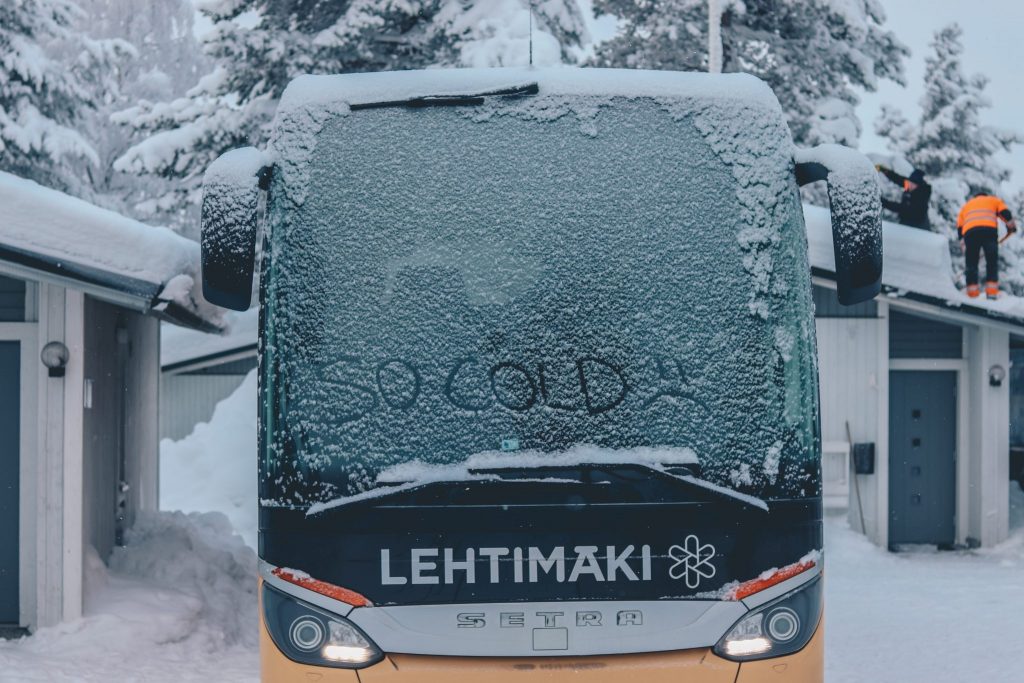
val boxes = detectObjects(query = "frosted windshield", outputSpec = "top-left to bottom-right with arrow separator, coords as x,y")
261,98 -> 818,507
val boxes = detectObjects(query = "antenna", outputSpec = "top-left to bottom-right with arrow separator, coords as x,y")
529,1 -> 534,66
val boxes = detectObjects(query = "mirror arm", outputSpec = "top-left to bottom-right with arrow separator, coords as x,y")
794,161 -> 828,187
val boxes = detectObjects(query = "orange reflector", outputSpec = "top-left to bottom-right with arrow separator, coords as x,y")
728,559 -> 816,601
272,567 -> 373,607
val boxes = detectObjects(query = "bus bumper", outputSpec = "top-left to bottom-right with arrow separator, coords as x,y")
259,616 -> 823,682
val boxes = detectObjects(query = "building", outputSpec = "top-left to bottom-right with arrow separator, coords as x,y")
160,309 -> 257,441
0,172 -> 221,634
808,205 -> 1021,550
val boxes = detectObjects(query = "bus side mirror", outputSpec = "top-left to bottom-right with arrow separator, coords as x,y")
795,145 -> 882,305
201,147 -> 271,311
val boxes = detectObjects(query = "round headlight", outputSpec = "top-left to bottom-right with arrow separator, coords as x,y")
289,617 -> 326,651
765,607 -> 800,643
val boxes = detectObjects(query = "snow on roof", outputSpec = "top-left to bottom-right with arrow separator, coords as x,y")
161,307 -> 257,369
277,67 -> 779,116
804,203 -> 1024,326
0,172 -> 223,331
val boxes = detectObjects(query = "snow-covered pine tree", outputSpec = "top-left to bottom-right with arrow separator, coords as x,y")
71,0 -> 207,217
590,0 -> 908,147
876,24 -> 1022,292
114,0 -> 587,234
0,0 -> 132,195
996,188 -> 1024,297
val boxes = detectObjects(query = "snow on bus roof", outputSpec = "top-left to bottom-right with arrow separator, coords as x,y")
0,171 -> 223,331
804,203 -> 1024,326
277,67 -> 779,116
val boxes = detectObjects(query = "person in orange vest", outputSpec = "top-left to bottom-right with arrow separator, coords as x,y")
957,190 -> 1017,299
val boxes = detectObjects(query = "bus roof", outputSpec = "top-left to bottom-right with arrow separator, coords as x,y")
276,67 -> 782,119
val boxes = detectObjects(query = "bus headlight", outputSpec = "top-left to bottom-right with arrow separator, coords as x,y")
714,576 -> 821,661
263,583 -> 383,668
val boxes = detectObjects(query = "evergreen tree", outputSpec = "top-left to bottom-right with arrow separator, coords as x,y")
113,0 -> 587,233
73,0 -> 208,218
589,0 -> 908,147
993,187 -> 1024,296
0,0 -> 132,195
879,24 -> 1019,228
876,24 -> 1021,291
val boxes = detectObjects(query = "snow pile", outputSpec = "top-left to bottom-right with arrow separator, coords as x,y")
0,512 -> 258,682
160,371 -> 258,547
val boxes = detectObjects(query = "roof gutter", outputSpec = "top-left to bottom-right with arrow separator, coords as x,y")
0,243 -> 155,312
812,267 -> 1024,335
0,243 -> 220,332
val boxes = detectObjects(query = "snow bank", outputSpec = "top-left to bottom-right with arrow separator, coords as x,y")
805,203 -> 1024,321
0,171 -> 223,328
160,371 -> 258,546
0,512 -> 257,682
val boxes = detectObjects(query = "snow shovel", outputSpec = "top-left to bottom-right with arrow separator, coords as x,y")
999,232 -> 1014,245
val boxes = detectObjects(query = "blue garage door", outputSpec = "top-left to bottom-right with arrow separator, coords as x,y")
0,342 -> 19,624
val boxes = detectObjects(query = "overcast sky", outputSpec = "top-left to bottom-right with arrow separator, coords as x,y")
582,0 -> 1024,192
858,0 -> 1024,192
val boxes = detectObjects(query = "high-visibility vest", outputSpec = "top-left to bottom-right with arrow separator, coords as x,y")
958,195 -> 1010,234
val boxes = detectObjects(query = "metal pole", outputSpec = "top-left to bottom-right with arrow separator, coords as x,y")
529,1 -> 534,66
708,0 -> 723,73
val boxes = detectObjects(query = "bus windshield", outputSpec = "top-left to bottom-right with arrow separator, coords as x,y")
261,96 -> 819,510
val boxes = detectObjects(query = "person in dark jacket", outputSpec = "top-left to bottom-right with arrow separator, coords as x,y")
876,165 -> 932,230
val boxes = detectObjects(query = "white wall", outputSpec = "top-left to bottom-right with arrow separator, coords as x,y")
160,374 -> 248,442
966,325 -> 1011,546
817,292 -> 1013,550
30,283 -> 85,628
815,310 -> 887,542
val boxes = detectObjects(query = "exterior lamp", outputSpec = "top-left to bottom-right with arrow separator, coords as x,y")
988,365 -> 1006,387
41,341 -> 69,378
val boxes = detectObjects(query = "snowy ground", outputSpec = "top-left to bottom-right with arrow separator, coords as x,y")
825,491 -> 1024,682
0,512 -> 259,682
1,376 -> 1022,681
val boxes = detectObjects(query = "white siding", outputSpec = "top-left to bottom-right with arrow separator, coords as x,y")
160,375 -> 249,442
966,326 -> 1011,546
815,314 -> 885,539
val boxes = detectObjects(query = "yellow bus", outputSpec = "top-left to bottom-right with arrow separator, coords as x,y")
199,67 -> 881,682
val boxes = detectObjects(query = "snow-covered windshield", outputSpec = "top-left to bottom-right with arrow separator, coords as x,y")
261,96 -> 818,508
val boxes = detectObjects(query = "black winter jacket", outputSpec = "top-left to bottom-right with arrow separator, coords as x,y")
880,168 -> 931,230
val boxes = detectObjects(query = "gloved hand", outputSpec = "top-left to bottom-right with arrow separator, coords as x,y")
1009,224 -> 1018,235
874,164 -> 888,172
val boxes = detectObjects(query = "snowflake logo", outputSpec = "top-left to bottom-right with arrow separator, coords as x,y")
668,535 -> 717,589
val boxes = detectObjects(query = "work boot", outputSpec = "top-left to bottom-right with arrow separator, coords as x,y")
986,281 -> 999,300
967,284 -> 980,298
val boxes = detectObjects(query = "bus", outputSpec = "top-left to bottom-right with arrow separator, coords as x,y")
200,67 -> 881,682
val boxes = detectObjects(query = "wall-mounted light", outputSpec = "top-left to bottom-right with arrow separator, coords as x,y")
989,364 -> 1006,387
41,341 -> 69,378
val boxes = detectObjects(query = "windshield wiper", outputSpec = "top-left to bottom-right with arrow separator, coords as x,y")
350,83 -> 539,111
307,461 -> 769,516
